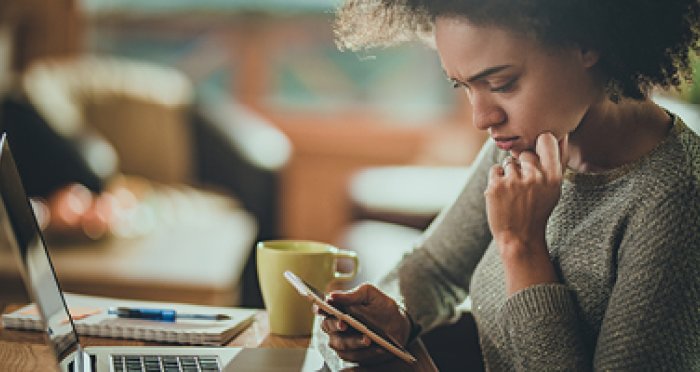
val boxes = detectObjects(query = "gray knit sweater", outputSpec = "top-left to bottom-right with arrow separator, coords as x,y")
379,115 -> 700,371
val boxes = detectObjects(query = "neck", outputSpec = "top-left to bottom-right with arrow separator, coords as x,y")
566,98 -> 672,173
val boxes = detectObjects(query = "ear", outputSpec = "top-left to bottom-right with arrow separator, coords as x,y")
579,48 -> 600,69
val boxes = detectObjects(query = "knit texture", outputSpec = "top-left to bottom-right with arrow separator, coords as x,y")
379,115 -> 700,371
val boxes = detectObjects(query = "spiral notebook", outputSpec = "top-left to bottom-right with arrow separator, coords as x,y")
1,293 -> 256,346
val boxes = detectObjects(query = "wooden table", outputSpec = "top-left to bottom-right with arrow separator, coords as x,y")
0,308 -> 437,371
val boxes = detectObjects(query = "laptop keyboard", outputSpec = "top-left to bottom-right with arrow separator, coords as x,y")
111,355 -> 221,372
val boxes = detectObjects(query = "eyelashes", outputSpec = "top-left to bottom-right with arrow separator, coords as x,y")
450,78 -> 518,93
490,78 -> 517,93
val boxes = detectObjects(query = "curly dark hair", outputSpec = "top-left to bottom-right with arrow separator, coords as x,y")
335,0 -> 700,101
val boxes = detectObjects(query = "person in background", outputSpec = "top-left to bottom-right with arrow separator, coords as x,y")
319,0 -> 700,370
0,0 -> 120,241
0,95 -> 127,241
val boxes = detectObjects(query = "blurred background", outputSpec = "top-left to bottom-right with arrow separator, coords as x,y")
0,0 -> 486,310
0,0 -> 697,311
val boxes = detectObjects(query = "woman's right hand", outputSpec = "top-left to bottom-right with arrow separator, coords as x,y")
319,283 -> 413,364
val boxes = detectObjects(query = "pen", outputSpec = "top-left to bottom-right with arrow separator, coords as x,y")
107,307 -> 231,322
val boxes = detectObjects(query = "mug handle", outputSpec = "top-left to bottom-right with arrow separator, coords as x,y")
333,249 -> 359,281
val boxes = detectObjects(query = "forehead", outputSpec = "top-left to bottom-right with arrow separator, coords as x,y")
434,16 -> 543,77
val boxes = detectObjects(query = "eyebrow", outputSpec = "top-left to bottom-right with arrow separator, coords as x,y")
442,65 -> 513,87
466,65 -> 512,83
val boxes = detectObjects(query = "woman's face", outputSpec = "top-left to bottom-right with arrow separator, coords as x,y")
435,16 -> 601,152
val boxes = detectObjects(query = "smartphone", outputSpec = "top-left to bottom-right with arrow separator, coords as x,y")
283,270 -> 417,364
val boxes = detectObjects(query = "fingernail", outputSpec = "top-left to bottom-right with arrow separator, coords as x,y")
363,336 -> 371,345
337,320 -> 344,330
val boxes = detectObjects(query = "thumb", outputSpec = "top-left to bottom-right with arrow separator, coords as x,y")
328,283 -> 377,307
535,132 -> 562,178
559,134 -> 569,172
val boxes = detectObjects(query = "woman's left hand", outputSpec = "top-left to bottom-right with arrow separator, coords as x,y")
484,132 -> 568,293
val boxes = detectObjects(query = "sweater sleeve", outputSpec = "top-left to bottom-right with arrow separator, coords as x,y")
592,188 -> 700,370
378,140 -> 502,333
500,284 -> 591,371
499,182 -> 700,371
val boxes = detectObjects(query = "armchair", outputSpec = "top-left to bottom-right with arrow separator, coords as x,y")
0,55 -> 290,307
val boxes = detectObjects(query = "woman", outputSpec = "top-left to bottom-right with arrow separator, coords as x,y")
320,0 -> 700,370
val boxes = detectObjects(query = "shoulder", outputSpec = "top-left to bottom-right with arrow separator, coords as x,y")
673,117 -> 700,183
471,139 -> 507,173
614,118 -> 700,249
628,116 -> 700,203
621,122 -> 700,254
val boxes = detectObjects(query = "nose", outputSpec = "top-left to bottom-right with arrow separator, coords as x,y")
471,93 -> 506,131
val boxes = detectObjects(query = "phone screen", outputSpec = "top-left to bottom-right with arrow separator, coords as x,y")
284,271 -> 416,364
299,278 -> 402,348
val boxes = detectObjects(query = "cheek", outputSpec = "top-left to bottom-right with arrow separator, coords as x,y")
507,97 -> 553,138
515,88 -> 586,138
543,75 -> 593,131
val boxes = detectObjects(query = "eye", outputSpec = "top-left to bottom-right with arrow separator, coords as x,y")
490,78 -> 517,93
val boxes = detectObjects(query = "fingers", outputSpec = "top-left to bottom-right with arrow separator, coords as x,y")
327,330 -> 371,350
501,155 -> 521,177
517,151 -> 540,179
487,164 -> 504,190
321,316 -> 349,333
535,132 -> 562,179
335,345 -> 391,364
313,303 -> 333,317
322,284 -> 380,338
322,315 -> 387,363
322,320 -> 390,364
320,283 -> 404,364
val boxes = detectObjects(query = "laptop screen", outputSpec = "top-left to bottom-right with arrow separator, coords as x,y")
0,134 -> 80,361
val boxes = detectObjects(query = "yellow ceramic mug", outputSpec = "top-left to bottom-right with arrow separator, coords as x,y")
256,240 -> 359,336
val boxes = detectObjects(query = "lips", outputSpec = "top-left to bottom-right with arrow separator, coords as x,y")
493,136 -> 519,150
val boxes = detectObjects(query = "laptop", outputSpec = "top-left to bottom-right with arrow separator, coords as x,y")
0,133 -> 328,372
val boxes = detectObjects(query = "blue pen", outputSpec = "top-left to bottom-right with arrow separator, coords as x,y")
107,307 -> 231,322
